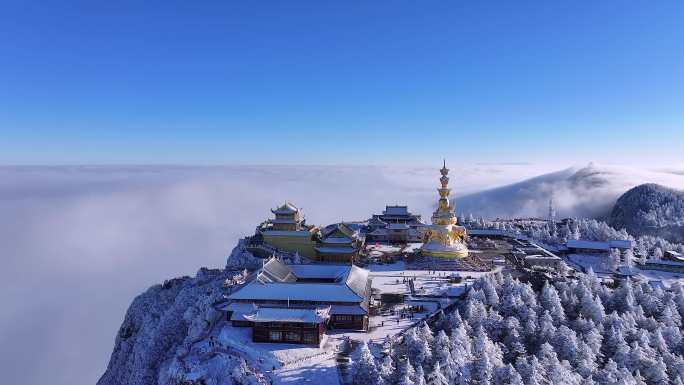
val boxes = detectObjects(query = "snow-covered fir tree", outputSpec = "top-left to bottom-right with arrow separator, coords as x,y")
353,270 -> 684,385
352,342 -> 382,385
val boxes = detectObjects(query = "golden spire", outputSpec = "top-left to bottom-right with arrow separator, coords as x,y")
432,160 -> 456,225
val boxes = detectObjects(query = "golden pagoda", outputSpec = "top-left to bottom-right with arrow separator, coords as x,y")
420,160 -> 468,258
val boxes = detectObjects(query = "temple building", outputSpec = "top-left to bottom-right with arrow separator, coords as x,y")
245,306 -> 330,344
366,205 -> 424,243
257,202 -> 318,258
221,257 -> 371,343
420,161 -> 469,258
315,223 -> 365,263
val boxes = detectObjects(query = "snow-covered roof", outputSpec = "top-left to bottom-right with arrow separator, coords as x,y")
609,240 -> 633,249
666,251 -> 684,262
617,266 -> 638,276
271,202 -> 299,215
228,257 -> 370,303
567,240 -> 611,250
524,255 -> 560,261
228,281 -> 365,302
383,205 -> 410,216
368,217 -> 387,225
387,223 -> 410,230
467,229 -> 510,236
243,306 -> 330,323
321,223 -> 359,239
644,259 -> 684,267
219,302 -> 257,313
320,236 -> 353,244
329,305 -> 368,315
288,264 -> 349,280
257,258 -> 297,283
567,239 -> 632,250
345,265 -> 370,299
370,228 -> 388,236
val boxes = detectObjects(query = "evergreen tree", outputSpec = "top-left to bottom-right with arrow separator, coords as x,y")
633,370 -> 647,385
465,299 -> 488,331
378,355 -> 395,384
414,365 -> 427,385
445,309 -> 464,333
471,327 -> 502,384
653,247 -> 664,261
623,248 -> 635,268
433,330 -> 450,365
538,311 -> 557,347
400,357 -> 416,383
552,325 -> 579,364
502,317 -> 526,363
614,279 -> 636,314
418,321 -> 435,345
425,361 -> 449,385
541,281 -> 566,326
397,372 -> 415,385
352,342 -> 381,385
405,328 -> 433,366
482,277 -> 500,307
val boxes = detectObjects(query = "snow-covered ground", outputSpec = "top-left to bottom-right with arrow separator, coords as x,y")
202,261 -> 501,384
365,244 -> 404,254
565,253 -> 684,288
632,268 -> 684,289
350,262 -> 499,344
216,321 -> 343,385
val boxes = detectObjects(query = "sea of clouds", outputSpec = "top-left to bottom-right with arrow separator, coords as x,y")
1,164 -> 683,385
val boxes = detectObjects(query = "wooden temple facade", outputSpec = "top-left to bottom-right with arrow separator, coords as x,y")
221,258 -> 371,343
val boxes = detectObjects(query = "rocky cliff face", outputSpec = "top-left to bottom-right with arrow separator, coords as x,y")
97,241 -> 265,385
609,183 -> 684,243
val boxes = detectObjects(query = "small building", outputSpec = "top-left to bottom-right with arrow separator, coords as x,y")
258,202 -> 319,258
566,239 -> 633,255
466,229 -> 512,239
648,280 -> 667,291
640,259 -> 684,273
315,223 -> 365,263
245,306 -> 330,344
523,254 -> 563,270
665,250 -> 684,262
224,258 -> 371,333
366,205 -> 424,243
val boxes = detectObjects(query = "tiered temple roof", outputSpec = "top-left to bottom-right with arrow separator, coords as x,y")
271,202 -> 299,215
372,205 -> 423,225
228,257 -> 371,304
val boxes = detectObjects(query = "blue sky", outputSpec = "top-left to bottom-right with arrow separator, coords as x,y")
1,1 -> 682,166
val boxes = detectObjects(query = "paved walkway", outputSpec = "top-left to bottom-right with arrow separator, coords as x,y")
335,337 -> 358,385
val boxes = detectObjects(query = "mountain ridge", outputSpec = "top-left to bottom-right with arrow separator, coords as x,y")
455,164 -> 684,220
609,183 -> 684,243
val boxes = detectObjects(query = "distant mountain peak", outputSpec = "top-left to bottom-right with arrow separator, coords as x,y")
609,183 -> 684,243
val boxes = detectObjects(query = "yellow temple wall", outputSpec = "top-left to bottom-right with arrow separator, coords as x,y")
316,252 -> 356,263
262,232 -> 317,258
